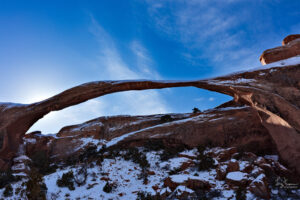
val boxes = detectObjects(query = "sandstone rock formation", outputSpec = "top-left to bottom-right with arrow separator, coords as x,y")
282,34 -> 300,45
1,38 -> 300,178
260,34 -> 300,65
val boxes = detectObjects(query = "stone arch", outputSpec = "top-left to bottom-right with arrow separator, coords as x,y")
0,65 -> 300,174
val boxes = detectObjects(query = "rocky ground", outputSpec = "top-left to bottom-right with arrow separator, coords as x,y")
0,139 -> 299,199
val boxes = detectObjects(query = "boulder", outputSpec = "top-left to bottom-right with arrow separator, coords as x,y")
226,160 -> 240,173
216,164 -> 228,180
226,171 -> 249,187
216,147 -> 238,162
163,177 -> 178,191
185,178 -> 211,190
179,160 -> 194,171
163,175 -> 211,191
249,174 -> 270,199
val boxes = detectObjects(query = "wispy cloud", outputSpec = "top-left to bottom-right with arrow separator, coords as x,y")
28,15 -> 170,134
88,15 -> 169,114
144,0 -> 271,74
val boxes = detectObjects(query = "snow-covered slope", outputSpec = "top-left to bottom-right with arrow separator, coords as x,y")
1,145 -> 299,200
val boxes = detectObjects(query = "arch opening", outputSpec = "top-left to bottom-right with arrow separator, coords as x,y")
27,87 -> 232,134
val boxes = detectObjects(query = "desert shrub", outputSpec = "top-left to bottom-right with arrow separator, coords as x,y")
198,155 -> 215,171
169,167 -> 181,175
139,169 -> 149,185
136,191 -> 162,200
192,107 -> 201,113
0,132 -> 4,150
56,170 -> 75,190
96,155 -> 104,166
194,189 -> 209,200
195,189 -> 221,200
122,147 -> 150,170
197,147 -> 216,171
74,165 -> 87,186
65,156 -> 79,166
25,170 -> 47,200
235,187 -> 246,200
207,189 -> 221,199
0,170 -> 16,189
160,115 -> 173,123
160,145 -> 186,161
99,144 -> 107,154
31,150 -> 57,175
122,147 -> 139,161
3,184 -> 13,197
103,182 -> 116,193
79,145 -> 98,162
138,154 -> 150,169
144,140 -> 165,151
105,148 -> 121,159
197,145 -> 206,155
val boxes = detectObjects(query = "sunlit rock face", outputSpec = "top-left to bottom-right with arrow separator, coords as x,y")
260,34 -> 300,65
282,34 -> 300,45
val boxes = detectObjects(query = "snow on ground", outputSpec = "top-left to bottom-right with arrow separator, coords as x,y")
226,171 -> 248,181
2,145 -> 300,200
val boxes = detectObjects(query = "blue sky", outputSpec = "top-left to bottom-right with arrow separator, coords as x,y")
0,0 -> 299,134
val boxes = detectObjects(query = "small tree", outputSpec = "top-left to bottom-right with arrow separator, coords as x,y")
3,184 -> 13,197
56,171 -> 75,190
25,170 -> 47,200
103,182 -> 115,193
193,107 -> 201,113
235,187 -> 246,200
160,115 -> 173,123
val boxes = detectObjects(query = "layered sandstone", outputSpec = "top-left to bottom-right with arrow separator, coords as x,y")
260,34 -> 300,65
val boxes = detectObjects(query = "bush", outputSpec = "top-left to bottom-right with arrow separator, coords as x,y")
3,184 -> 13,197
160,146 -> 186,161
197,145 -> 206,155
56,171 -> 75,190
0,132 -> 4,150
138,169 -> 149,185
197,147 -> 216,171
136,191 -> 162,200
79,145 -> 98,162
30,150 -> 57,175
103,182 -> 115,193
207,189 -> 221,199
122,147 -> 150,170
160,115 -> 173,123
192,107 -> 201,113
0,170 -> 16,189
25,170 -> 47,200
195,189 -> 221,200
169,167 -> 181,175
144,140 -> 165,151
74,165 -> 87,186
235,187 -> 246,200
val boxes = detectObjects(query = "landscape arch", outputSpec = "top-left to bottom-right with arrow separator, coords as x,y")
0,64 -> 300,174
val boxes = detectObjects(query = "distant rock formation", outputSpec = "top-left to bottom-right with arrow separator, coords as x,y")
260,34 -> 300,65
282,34 -> 300,45
1,36 -> 300,177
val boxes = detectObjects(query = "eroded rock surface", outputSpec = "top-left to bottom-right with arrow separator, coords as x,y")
260,34 -> 300,65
